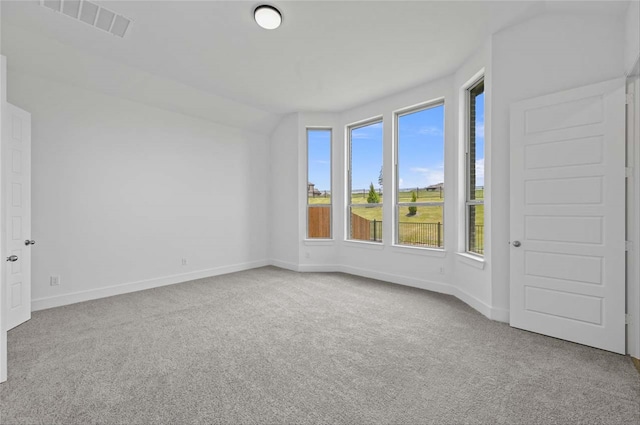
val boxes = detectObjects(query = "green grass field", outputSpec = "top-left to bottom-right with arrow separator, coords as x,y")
308,188 -> 484,226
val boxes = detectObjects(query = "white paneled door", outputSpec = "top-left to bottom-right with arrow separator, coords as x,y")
510,78 -> 626,354
2,103 -> 32,331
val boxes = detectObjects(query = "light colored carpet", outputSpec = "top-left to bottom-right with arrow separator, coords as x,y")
1,266 -> 638,424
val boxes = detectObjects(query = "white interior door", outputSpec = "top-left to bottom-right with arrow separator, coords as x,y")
2,103 -> 32,331
510,78 -> 626,354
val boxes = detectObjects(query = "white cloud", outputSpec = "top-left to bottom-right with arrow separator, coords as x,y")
351,133 -> 369,139
418,126 -> 443,136
474,158 -> 484,187
476,122 -> 484,139
403,164 -> 444,188
313,160 -> 330,164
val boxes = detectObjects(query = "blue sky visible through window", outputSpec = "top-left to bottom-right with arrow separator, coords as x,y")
308,97 -> 484,194
474,92 -> 485,188
350,122 -> 383,192
308,129 -> 331,192
398,105 -> 444,190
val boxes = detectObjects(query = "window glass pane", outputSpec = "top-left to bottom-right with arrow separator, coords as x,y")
469,85 -> 484,200
307,129 -> 331,205
398,105 -> 445,200
396,103 -> 444,248
468,204 -> 484,255
350,206 -> 383,242
307,129 -> 331,239
349,121 -> 383,242
350,122 -> 383,200
467,80 -> 484,256
397,205 -> 443,248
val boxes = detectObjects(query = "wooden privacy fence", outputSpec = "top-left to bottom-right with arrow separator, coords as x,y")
308,206 -> 331,238
350,213 -> 381,241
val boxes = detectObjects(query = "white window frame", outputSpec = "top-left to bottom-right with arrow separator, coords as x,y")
394,100 -> 446,250
306,128 -> 333,240
465,77 -> 484,256
346,118 -> 384,243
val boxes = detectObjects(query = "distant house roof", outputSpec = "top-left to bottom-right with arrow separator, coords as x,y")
427,182 -> 444,189
307,182 -> 321,195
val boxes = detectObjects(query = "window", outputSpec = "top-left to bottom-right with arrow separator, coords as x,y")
466,79 -> 484,255
347,120 -> 383,242
307,129 -> 332,239
395,102 -> 445,248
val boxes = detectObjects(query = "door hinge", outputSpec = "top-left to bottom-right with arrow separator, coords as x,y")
626,167 -> 634,179
627,92 -> 635,105
626,313 -> 632,325
626,241 -> 633,251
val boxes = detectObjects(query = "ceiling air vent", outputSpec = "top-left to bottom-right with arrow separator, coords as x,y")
40,0 -> 132,38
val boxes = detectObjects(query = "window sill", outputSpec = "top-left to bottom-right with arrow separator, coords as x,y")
456,252 -> 485,269
343,240 -> 385,250
390,245 -> 447,258
303,239 -> 334,246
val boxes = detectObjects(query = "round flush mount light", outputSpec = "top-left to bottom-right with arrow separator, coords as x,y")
254,5 -> 282,30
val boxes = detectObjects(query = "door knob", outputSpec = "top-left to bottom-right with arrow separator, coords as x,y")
512,241 -> 521,247
25,240 -> 35,246
6,255 -> 18,262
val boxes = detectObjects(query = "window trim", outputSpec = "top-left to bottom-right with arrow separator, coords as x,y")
464,77 -> 485,256
393,99 -> 446,250
306,127 -> 333,240
346,117 -> 384,244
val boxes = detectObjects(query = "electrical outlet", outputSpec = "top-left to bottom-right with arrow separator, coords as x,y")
181,258 -> 188,266
305,252 -> 310,259
438,266 -> 445,275
50,276 -> 60,286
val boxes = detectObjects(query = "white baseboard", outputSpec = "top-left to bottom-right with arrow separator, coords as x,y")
452,287 -> 492,319
490,307 -> 510,323
31,259 -> 269,311
340,265 -> 511,323
269,259 -> 300,272
339,264 -> 453,296
297,263 -> 340,272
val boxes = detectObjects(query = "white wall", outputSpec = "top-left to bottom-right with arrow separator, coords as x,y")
451,39 -> 499,319
490,13 -> 625,313
7,72 -> 269,310
625,1 -> 640,75
268,113 -> 300,269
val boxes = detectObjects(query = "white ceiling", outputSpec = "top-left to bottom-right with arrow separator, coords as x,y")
0,1 -> 631,133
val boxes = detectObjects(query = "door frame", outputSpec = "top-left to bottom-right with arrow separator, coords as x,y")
1,54 -> 7,383
627,58 -> 640,360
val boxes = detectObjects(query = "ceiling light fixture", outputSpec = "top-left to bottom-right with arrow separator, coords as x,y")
254,5 -> 282,30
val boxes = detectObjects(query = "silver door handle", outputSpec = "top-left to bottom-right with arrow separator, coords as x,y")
512,241 -> 521,247
25,240 -> 35,246
6,255 -> 18,262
